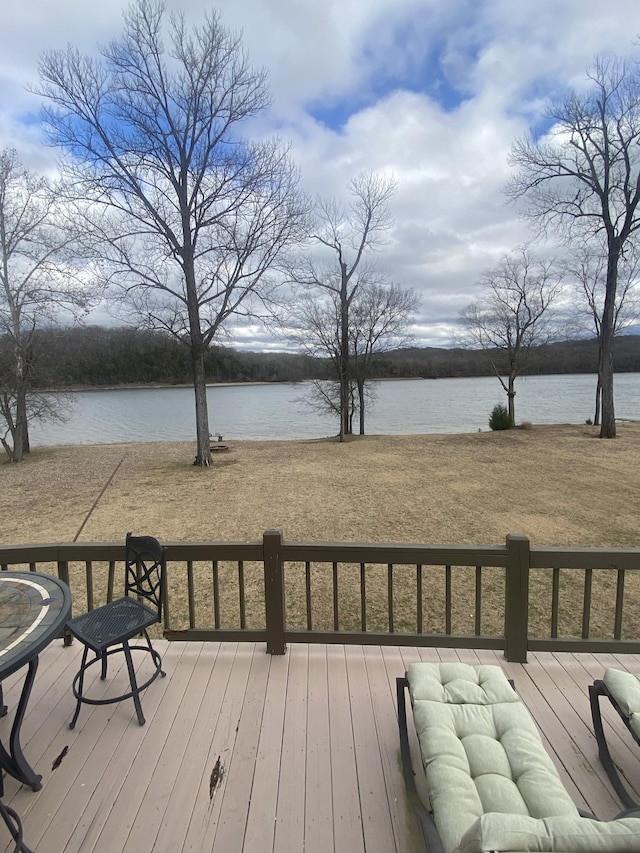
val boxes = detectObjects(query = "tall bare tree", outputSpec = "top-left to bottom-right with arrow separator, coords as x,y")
288,277 -> 417,435
507,57 -> 640,438
350,281 -> 419,434
0,149 -> 90,462
563,241 -> 640,424
460,248 -> 562,426
37,0 -> 309,466
289,172 -> 396,441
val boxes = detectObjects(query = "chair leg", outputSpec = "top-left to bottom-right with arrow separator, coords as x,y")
589,681 -> 639,810
123,640 -> 146,726
100,650 -> 108,680
0,800 -> 34,853
143,629 -> 166,679
69,645 -> 90,730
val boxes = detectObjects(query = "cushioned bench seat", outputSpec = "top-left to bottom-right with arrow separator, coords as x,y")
397,662 -> 640,853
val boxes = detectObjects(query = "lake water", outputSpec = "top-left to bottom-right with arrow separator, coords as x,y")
28,373 -> 640,447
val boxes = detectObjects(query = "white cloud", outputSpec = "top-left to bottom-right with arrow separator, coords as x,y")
2,0 -> 640,347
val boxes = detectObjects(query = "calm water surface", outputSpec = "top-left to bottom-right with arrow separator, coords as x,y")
29,373 -> 640,447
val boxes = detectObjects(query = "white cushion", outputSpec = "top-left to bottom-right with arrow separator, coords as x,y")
458,812 -> 640,853
407,662 -> 520,706
603,668 -> 640,739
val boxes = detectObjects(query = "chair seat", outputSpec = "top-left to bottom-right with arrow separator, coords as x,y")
67,597 -> 159,653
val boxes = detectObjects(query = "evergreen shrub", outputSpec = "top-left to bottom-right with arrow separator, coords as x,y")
489,403 -> 512,431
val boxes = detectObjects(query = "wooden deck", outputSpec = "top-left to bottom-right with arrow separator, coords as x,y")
1,640 -> 639,852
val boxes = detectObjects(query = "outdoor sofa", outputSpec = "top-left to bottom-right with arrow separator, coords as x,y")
397,662 -> 640,853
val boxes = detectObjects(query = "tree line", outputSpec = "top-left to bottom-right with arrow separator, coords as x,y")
19,325 -> 640,389
25,327 -> 328,387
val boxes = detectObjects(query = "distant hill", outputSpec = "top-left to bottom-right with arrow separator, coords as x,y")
368,336 -> 640,379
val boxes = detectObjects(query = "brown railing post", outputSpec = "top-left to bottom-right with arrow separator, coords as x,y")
263,529 -> 286,655
505,534 -> 530,663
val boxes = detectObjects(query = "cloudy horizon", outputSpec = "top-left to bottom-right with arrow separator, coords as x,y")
2,0 -> 640,350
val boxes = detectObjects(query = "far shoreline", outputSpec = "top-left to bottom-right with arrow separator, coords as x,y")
23,421 -> 635,454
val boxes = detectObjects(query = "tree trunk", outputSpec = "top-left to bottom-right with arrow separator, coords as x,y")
600,246 -> 619,439
339,268 -> 350,443
358,379 -> 365,435
507,374 -> 516,427
593,373 -> 602,426
11,393 -> 25,462
191,343 -> 211,467
182,247 -> 212,467
17,392 -> 29,456
8,347 -> 29,462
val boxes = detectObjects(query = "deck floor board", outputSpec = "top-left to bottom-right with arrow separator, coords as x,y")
0,640 -> 638,852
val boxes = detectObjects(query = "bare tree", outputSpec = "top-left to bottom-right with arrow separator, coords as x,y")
350,281 -> 419,434
0,149 -> 90,462
507,57 -> 640,438
288,172 -> 396,441
563,241 -> 640,424
460,248 -> 562,426
37,0 -> 309,466
288,277 -> 417,435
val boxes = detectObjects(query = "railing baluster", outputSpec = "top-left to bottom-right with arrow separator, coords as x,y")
388,564 -> 394,633
332,562 -> 339,631
475,566 -> 482,636
416,564 -> 423,633
238,560 -> 246,629
305,561 -> 312,630
57,559 -> 73,645
107,560 -> 116,603
212,560 -> 220,629
614,569 -> 625,640
551,568 -> 560,638
85,561 -> 94,611
360,563 -> 366,632
445,565 -> 452,635
582,569 -> 592,639
187,561 -> 195,629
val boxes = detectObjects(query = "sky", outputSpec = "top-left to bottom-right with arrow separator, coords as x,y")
1,0 -> 640,351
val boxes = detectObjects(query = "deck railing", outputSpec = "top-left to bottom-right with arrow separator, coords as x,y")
1,531 -> 639,662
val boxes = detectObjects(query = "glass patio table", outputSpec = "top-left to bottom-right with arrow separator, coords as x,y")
0,571 -> 71,792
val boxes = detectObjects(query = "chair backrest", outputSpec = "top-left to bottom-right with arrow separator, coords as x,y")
124,533 -> 167,622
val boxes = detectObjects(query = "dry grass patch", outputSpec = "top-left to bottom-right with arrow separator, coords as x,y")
1,423 -> 640,639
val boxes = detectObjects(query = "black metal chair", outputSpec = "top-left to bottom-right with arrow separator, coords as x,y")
589,670 -> 640,809
67,533 -> 167,728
